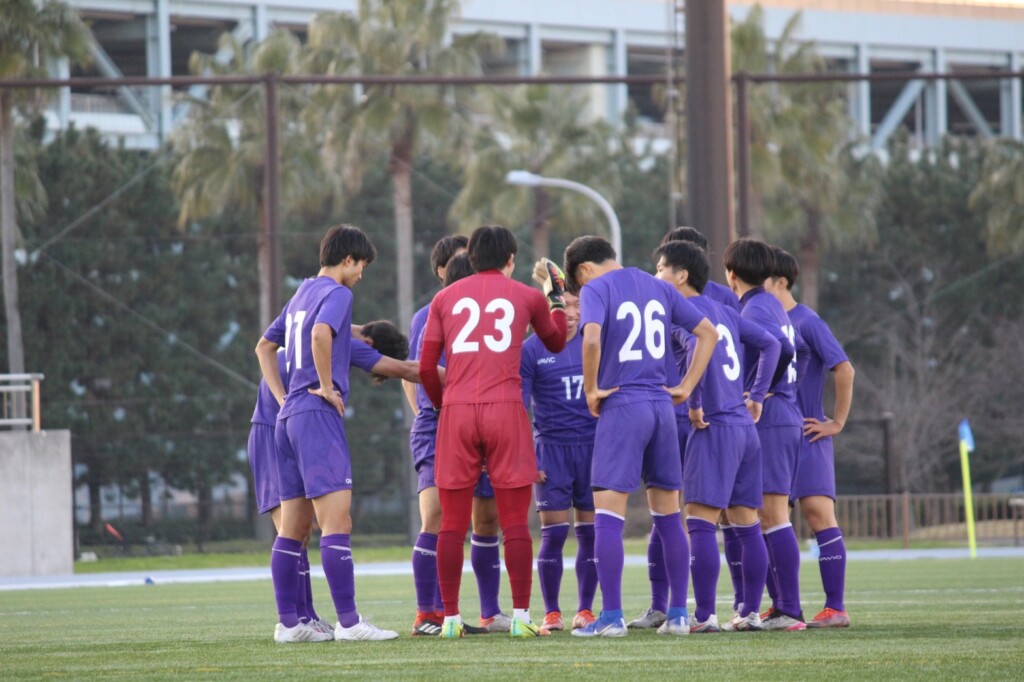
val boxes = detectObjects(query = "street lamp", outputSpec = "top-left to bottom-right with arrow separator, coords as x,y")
504,170 -> 622,258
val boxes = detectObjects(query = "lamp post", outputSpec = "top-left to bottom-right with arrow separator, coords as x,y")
504,170 -> 622,258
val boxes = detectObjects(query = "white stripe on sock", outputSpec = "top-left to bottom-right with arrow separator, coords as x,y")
574,521 -> 594,528
541,522 -> 571,530
595,508 -> 625,521
413,546 -> 437,556
649,510 -> 679,517
272,548 -> 301,557
470,538 -> 500,547
764,522 -> 793,535
818,535 -> 843,548
324,545 -> 352,553
730,520 -> 759,530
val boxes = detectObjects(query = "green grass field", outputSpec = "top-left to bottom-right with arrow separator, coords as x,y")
3,557 -> 1022,680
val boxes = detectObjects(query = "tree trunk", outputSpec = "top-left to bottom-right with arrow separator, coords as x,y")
139,470 -> 153,529
799,207 -> 822,311
88,465 -> 104,534
196,482 -> 212,553
255,197 -> 274,334
531,186 -> 551,259
390,136 -> 415,331
1,93 -> 27,416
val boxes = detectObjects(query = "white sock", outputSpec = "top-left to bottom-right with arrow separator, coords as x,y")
443,614 -> 463,626
513,608 -> 531,623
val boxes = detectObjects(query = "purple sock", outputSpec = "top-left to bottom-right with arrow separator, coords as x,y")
733,521 -> 768,617
296,550 -> 310,622
646,527 -> 668,613
412,532 -> 439,613
594,511 -> 625,613
764,532 -> 779,608
816,527 -> 847,612
538,524 -> 569,614
765,524 -> 802,619
721,525 -> 744,612
320,533 -> 358,627
471,534 -> 501,618
652,512 -> 689,612
270,536 -> 302,627
574,523 -> 597,612
686,517 -> 719,622
433,574 -> 443,613
301,549 -> 319,622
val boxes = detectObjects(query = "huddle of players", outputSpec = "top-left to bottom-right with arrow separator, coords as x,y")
250,220 -> 854,642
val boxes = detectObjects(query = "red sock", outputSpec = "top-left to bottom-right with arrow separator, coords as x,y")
495,485 -> 533,610
437,486 -> 474,617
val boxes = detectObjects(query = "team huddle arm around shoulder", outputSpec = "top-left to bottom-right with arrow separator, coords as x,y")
530,290 -> 567,353
739,317 -> 781,404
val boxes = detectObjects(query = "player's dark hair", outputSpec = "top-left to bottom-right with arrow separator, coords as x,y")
770,246 -> 799,290
563,236 -> 616,295
430,235 -> 469,280
723,237 -> 774,286
654,240 -> 709,294
468,225 -> 517,272
442,253 -> 475,287
360,320 -> 409,360
660,226 -> 709,250
320,224 -> 377,267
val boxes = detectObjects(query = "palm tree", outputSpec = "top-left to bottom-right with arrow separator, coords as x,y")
449,84 -> 618,259
0,0 -> 90,378
731,5 -> 880,309
172,30 -> 326,332
303,0 -> 500,329
969,139 -> 1024,256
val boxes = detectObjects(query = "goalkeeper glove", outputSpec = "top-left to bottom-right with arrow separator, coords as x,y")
533,258 -> 567,310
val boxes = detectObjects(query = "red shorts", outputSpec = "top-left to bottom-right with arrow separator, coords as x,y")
435,402 -> 537,489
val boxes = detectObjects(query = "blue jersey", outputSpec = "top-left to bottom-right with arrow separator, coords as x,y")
578,267 -> 706,409
788,304 -> 849,421
520,332 -> 597,445
739,286 -> 799,427
408,302 -> 445,433
678,296 -> 781,425
704,280 -> 741,312
264,276 -> 353,419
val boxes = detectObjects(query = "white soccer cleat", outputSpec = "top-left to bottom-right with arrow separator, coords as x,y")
479,612 -> 513,633
571,616 -> 628,638
656,616 -> 691,636
761,612 -> 806,631
334,616 -> 399,641
688,613 -> 721,633
310,618 -> 336,637
722,612 -> 763,632
626,607 -> 667,629
274,622 -> 334,643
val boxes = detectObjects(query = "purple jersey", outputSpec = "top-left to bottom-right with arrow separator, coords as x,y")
679,295 -> 781,425
704,280 -> 741,312
789,303 -> 849,421
667,332 -> 689,421
520,332 -> 597,445
408,303 -> 444,434
578,267 -> 706,409
264,276 -> 353,420
738,286 -> 800,427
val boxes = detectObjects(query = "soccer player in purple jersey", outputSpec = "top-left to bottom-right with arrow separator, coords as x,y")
654,240 -> 780,632
255,224 -> 398,643
520,278 -> 599,633
767,247 -> 855,629
248,322 -> 422,638
563,236 -> 718,637
724,238 -> 805,631
402,238 -> 504,637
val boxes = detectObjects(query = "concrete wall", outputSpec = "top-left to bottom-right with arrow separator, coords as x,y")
0,431 -> 73,577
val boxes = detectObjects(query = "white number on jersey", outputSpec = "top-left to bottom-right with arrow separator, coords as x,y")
451,297 -> 516,354
617,300 -> 667,363
716,323 -> 742,381
285,310 -> 307,371
782,324 -> 797,384
561,375 -> 584,400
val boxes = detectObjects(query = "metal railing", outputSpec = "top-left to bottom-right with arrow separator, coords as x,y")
0,374 -> 44,431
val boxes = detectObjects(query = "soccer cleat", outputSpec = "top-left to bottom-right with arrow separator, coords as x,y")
807,608 -> 850,629
310,618 -> 336,637
572,609 -> 597,629
480,612 -> 513,632
274,622 -> 334,643
571,615 -> 628,638
656,616 -> 690,636
688,614 -> 721,633
439,619 -> 465,639
334,616 -> 399,641
722,612 -> 764,632
462,622 -> 489,635
761,612 -> 806,631
760,606 -> 779,621
542,611 -> 565,631
626,607 -> 666,629
412,612 -> 443,637
510,617 -> 550,638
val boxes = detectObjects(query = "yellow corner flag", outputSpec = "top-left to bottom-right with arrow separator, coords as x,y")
958,419 -> 977,559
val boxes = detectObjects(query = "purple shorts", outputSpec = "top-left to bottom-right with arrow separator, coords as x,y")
275,410 -> 352,500
683,423 -> 762,510
757,423 -> 801,496
409,429 -> 436,470
415,457 -> 495,499
591,399 -> 682,493
247,423 -> 281,514
535,442 -> 595,512
791,436 -> 836,500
